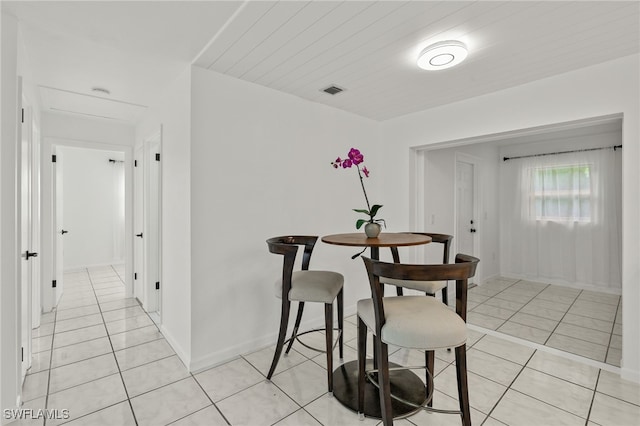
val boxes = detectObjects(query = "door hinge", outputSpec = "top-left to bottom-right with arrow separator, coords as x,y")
21,347 -> 24,362
155,153 -> 160,161
52,154 -> 57,163
134,272 -> 137,280
134,160 -> 138,167
155,282 -> 160,290
52,280 -> 57,288
21,108 -> 24,123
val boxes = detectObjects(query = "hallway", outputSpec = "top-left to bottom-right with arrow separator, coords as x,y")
16,266 -> 640,425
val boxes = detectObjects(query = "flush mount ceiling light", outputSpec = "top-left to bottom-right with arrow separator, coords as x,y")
417,40 -> 468,71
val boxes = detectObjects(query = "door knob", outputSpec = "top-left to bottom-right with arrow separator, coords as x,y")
25,250 -> 38,259
61,229 -> 68,235
136,233 -> 143,238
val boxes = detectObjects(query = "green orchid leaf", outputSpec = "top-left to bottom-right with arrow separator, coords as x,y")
355,219 -> 367,229
369,204 -> 383,217
352,208 -> 370,215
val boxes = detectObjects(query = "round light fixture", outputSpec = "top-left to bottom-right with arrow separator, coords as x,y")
417,40 -> 468,71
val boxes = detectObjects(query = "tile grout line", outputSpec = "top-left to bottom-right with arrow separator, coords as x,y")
480,345 -> 534,424
470,279 -> 545,330
240,348 -> 336,419
585,369 -> 602,425
213,355 -> 305,419
603,298 -> 622,365
42,296 -> 59,426
45,269 -> 91,425
43,270 -> 114,424
505,345 -> 597,423
35,272 -> 630,426
471,279 -> 620,365
470,329 -> 637,421
86,267 -> 140,426
541,288 -> 583,346
189,375 -> 232,426
59,265 -> 217,425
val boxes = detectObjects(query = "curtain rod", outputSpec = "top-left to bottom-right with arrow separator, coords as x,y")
108,159 -> 124,163
503,145 -> 622,162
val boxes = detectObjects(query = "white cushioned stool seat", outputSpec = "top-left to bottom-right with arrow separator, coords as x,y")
380,277 -> 447,295
357,296 -> 466,350
275,270 -> 344,304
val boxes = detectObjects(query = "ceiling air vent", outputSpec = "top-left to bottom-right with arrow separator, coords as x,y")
321,85 -> 345,95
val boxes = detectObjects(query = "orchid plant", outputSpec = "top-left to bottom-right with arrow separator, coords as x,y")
331,148 -> 386,230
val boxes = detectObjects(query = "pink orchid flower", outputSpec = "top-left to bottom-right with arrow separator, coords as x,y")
348,148 -> 364,165
331,148 -> 385,232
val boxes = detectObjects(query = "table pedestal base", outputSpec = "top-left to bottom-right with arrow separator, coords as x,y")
332,360 -> 426,419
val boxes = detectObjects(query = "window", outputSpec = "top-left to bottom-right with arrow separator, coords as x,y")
530,164 -> 592,222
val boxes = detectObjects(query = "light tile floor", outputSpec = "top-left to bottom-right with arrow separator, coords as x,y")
15,266 -> 640,425
467,277 -> 622,366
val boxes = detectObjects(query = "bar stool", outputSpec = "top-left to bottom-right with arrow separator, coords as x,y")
266,236 -> 344,392
383,232 -> 453,304
357,254 -> 479,426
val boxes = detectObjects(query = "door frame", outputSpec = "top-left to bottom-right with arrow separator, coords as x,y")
454,152 -> 482,281
31,118 -> 42,330
133,145 -> 145,303
142,130 -> 162,321
409,148 -> 483,278
20,97 -> 33,380
41,138 -> 134,312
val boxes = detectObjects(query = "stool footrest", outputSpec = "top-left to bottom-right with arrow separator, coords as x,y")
288,328 -> 343,354
365,368 -> 461,416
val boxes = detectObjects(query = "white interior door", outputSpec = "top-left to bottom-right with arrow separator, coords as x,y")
20,98 -> 33,378
31,121 -> 41,329
144,133 -> 161,320
134,146 -> 144,302
456,160 -> 476,262
53,149 -> 65,304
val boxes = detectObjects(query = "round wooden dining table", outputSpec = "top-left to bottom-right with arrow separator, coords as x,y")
322,232 -> 431,259
321,232 -> 432,419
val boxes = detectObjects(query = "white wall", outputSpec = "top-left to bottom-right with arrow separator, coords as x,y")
59,147 -> 125,270
42,113 -> 134,145
0,12 -> 22,420
41,112 -> 134,311
188,66 -> 381,371
380,54 -> 640,381
135,68 -> 192,366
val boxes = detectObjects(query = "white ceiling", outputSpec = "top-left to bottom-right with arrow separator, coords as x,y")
4,1 -> 639,124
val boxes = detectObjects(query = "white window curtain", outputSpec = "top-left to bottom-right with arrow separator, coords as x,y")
500,147 -> 622,291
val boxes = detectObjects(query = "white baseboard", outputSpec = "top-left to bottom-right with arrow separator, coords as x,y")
189,333 -> 275,374
485,272 -> 622,295
189,303 -> 358,374
480,273 -> 501,284
621,366 -> 640,384
159,324 -> 191,371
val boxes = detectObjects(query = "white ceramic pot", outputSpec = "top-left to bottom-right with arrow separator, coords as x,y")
364,222 -> 381,238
